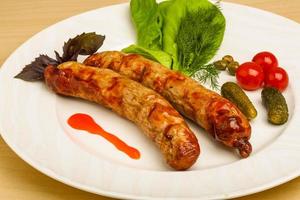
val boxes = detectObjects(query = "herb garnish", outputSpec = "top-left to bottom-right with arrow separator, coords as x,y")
192,63 -> 220,91
15,32 -> 105,81
127,0 -> 226,89
176,5 -> 226,76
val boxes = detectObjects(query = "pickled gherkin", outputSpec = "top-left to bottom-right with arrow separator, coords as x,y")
261,87 -> 289,125
221,82 -> 257,120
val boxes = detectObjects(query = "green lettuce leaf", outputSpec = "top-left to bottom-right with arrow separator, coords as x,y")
158,1 -> 172,20
122,44 -> 172,67
130,0 -> 163,50
162,0 -> 187,70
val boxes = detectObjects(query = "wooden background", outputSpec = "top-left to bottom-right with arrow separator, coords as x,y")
0,0 -> 299,199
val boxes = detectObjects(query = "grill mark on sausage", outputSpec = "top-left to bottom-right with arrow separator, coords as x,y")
148,102 -> 158,120
165,72 -> 186,86
153,76 -> 167,93
138,64 -> 148,83
104,77 -> 123,107
163,124 -> 175,140
107,77 -> 120,91
182,89 -> 197,120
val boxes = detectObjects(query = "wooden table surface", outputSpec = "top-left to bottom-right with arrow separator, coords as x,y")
0,0 -> 299,199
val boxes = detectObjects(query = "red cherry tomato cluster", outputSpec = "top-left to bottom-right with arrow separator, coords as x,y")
236,52 -> 289,92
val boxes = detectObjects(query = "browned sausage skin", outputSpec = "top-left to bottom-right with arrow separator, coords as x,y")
84,51 -> 252,158
44,62 -> 200,170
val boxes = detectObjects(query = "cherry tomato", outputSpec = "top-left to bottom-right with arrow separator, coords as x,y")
265,67 -> 289,92
252,51 -> 278,73
236,62 -> 264,91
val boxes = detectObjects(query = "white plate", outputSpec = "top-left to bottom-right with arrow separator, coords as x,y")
1,2 -> 300,200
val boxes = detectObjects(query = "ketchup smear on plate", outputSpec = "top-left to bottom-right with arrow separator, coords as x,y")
68,113 -> 140,159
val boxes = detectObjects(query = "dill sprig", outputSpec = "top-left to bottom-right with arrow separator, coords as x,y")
192,63 -> 220,91
175,2 -> 225,90
176,4 -> 225,76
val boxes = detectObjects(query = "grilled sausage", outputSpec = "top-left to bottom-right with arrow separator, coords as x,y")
84,51 -> 252,158
44,61 -> 200,170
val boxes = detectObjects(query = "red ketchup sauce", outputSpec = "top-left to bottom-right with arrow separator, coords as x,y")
68,113 -> 140,159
